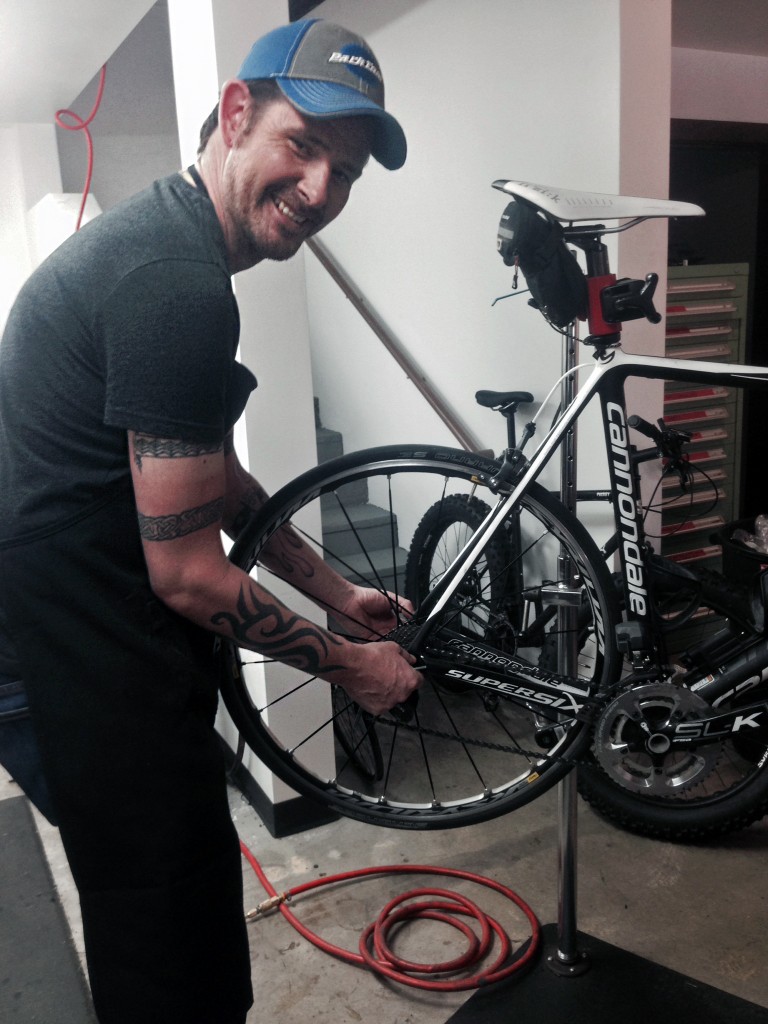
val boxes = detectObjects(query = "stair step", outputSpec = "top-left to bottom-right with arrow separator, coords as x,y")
322,502 -> 400,556
316,426 -> 344,464
315,402 -> 406,593
325,546 -> 409,594
320,478 -> 370,509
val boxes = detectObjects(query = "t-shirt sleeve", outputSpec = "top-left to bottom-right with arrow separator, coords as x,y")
101,259 -> 255,443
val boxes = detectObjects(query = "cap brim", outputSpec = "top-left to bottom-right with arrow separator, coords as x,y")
277,79 -> 406,170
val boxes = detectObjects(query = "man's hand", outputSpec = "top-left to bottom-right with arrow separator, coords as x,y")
335,584 -> 414,640
331,639 -> 421,717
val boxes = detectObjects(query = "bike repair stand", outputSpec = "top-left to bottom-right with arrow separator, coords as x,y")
546,310 -> 590,979
444,322 -> 767,1024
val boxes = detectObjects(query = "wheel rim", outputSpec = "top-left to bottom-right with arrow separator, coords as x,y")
222,447 -> 618,828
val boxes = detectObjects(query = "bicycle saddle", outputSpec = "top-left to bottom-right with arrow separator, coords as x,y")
475,390 -> 534,410
492,179 -> 705,223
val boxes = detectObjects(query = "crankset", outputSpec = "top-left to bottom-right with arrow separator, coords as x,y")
593,682 -> 721,795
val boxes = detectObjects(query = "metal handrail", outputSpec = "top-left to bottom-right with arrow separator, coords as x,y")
306,238 -> 484,453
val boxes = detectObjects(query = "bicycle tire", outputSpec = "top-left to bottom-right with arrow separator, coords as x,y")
404,492 -> 601,683
220,444 -> 620,829
404,493 -> 513,669
577,681 -> 768,842
532,560 -> 768,840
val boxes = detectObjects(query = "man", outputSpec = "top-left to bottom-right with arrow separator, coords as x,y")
0,19 -> 419,1024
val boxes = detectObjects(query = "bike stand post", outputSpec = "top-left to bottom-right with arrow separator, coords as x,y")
541,569 -> 590,977
548,318 -> 589,975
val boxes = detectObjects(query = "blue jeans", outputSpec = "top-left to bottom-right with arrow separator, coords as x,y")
0,673 -> 57,824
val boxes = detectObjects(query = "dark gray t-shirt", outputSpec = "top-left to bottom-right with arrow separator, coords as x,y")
0,171 -> 257,672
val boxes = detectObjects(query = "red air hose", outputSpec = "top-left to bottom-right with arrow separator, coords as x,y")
240,840 -> 541,991
55,64 -> 107,231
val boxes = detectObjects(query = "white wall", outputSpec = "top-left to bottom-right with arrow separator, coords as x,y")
305,0 -> 671,512
619,0 -> 673,518
57,2 -> 181,212
0,124 -> 63,332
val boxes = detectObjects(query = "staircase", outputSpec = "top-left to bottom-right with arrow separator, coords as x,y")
315,402 -> 409,595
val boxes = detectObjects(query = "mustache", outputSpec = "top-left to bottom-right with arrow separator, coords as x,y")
274,190 -> 324,229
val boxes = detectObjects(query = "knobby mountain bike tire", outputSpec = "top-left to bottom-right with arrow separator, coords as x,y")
527,555 -> 768,840
219,444 -> 620,830
577,673 -> 768,842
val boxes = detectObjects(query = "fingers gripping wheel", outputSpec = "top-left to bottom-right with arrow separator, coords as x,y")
220,445 -> 620,830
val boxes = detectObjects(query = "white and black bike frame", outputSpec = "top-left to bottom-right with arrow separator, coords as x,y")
412,182 -> 768,748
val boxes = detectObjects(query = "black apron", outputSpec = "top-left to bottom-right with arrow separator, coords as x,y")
0,482 -> 253,1024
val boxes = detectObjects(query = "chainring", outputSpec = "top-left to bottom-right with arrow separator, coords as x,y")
593,682 -> 720,795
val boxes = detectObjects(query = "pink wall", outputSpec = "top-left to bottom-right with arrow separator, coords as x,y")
672,47 -> 768,123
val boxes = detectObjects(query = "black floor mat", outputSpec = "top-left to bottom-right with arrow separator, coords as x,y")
446,923 -> 768,1024
0,796 -> 95,1022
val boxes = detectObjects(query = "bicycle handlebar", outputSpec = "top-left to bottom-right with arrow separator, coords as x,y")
628,414 -> 694,487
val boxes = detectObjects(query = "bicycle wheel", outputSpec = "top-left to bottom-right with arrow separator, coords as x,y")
405,494 -> 513,679
578,678 -> 768,841
220,444 -> 620,829
330,684 -> 384,782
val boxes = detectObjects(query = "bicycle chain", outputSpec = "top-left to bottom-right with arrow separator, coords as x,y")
374,640 -> 599,767
378,618 -> 609,765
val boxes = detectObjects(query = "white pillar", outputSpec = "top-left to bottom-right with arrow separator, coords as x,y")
168,1 -> 332,834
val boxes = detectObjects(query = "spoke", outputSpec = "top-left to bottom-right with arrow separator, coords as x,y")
412,705 -> 439,803
430,686 -> 490,787
327,488 -> 392,597
244,673 -> 318,714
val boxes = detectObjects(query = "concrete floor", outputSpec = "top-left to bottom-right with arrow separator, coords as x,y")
2,765 -> 767,1023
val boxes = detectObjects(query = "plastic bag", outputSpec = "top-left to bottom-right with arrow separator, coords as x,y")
732,514 -> 768,554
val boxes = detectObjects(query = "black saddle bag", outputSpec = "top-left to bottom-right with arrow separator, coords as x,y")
497,198 -> 588,328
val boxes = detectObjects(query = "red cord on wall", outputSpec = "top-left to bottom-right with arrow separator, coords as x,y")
240,839 -> 541,991
55,64 -> 107,231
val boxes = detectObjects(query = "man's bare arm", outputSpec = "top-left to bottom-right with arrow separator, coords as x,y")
129,431 -> 419,713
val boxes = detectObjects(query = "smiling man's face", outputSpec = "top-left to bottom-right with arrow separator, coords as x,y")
219,95 -> 372,270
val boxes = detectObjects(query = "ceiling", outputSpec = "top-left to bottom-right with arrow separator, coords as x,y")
0,0 -> 156,125
671,0 -> 768,56
2,0 -> 768,129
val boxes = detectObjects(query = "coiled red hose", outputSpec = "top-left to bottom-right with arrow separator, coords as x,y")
240,840 -> 540,991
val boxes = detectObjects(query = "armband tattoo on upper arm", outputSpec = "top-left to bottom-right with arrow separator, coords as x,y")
132,434 -> 224,471
138,497 -> 225,541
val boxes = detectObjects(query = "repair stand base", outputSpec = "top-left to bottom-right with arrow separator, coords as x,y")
445,923 -> 768,1024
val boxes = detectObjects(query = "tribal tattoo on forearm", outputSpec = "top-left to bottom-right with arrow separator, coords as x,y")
264,527 -> 316,580
230,480 -> 270,537
212,582 -> 345,675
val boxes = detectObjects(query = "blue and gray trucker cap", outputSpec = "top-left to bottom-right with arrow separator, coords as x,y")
236,19 -> 406,170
